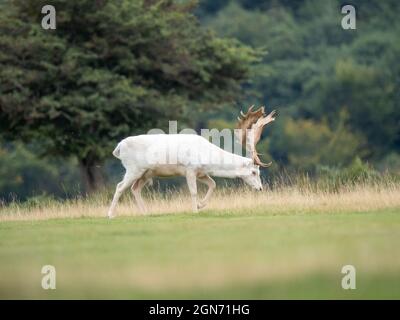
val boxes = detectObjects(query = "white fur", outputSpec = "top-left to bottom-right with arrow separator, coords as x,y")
108,134 -> 262,217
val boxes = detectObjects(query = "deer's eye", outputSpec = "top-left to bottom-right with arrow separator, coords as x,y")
252,171 -> 256,175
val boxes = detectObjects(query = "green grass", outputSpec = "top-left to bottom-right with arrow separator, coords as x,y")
0,207 -> 400,299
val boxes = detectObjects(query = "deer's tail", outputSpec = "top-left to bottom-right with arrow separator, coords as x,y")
112,143 -> 122,159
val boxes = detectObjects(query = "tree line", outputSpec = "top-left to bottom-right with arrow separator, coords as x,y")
1,0 -> 399,201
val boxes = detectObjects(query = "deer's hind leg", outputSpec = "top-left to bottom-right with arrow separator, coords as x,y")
108,169 -> 145,219
197,174 -> 216,210
131,172 -> 153,214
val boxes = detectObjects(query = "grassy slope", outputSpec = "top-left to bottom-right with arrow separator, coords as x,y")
0,207 -> 399,299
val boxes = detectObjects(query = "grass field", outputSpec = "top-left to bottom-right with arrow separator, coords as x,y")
0,185 -> 399,299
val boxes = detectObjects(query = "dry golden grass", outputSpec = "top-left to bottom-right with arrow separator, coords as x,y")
1,182 -> 399,222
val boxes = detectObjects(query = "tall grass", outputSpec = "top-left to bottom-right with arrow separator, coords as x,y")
1,171 -> 399,222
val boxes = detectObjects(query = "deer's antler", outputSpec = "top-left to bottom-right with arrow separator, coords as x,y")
236,105 -> 277,167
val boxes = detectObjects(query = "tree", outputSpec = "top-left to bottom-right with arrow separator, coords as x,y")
0,0 -> 260,192
0,143 -> 80,201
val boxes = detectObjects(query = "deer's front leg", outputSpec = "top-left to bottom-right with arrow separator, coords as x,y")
186,170 -> 198,213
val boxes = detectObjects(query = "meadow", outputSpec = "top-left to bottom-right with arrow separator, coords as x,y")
1,0 -> 399,301
0,182 -> 400,299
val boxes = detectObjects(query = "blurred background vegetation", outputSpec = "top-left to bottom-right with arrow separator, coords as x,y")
0,0 -> 399,202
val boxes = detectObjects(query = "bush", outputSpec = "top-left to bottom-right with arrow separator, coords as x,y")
269,113 -> 364,171
22,194 -> 58,209
316,157 -> 381,191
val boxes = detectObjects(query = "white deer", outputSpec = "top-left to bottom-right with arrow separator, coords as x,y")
107,106 -> 277,218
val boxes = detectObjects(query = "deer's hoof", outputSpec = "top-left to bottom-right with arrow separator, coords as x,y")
197,202 -> 206,210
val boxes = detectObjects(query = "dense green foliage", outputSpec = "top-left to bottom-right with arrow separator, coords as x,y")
0,143 -> 80,201
1,0 -> 399,200
0,0 -> 258,195
201,0 -> 400,169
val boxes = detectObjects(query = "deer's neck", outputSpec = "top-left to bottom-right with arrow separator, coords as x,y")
205,150 -> 251,178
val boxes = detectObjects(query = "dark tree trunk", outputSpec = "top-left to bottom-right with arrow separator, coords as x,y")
79,157 -> 105,194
